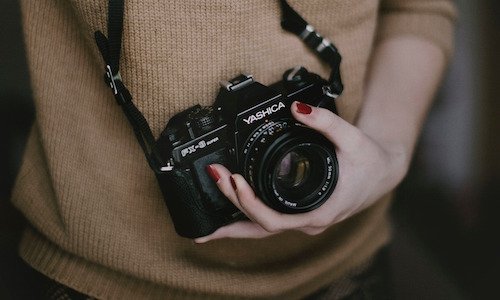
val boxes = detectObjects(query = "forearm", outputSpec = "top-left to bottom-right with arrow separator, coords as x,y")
356,36 -> 447,169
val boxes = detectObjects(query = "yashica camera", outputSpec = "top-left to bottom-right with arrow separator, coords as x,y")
155,66 -> 339,238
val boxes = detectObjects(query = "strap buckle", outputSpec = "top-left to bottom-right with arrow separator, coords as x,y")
160,158 -> 175,172
105,65 -> 132,106
300,26 -> 336,56
105,65 -> 123,95
299,24 -> 315,40
322,85 -> 339,99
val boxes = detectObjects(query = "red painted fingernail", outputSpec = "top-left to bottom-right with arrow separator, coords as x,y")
230,176 -> 237,190
296,102 -> 312,114
206,165 -> 221,182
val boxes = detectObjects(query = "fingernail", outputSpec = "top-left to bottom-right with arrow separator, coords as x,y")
230,176 -> 237,190
296,102 -> 312,114
206,165 -> 221,182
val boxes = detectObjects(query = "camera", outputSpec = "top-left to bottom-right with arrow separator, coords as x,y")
155,66 -> 339,238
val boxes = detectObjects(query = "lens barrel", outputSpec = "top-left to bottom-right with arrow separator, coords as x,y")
243,120 -> 338,213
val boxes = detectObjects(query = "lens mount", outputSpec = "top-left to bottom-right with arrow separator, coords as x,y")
243,120 -> 338,213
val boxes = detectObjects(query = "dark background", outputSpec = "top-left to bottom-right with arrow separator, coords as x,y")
1,0 -> 499,299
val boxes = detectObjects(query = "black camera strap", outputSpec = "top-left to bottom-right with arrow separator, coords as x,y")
94,0 -> 343,173
95,0 -> 164,173
279,0 -> 344,97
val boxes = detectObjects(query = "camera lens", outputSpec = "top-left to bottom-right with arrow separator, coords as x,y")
243,121 -> 338,213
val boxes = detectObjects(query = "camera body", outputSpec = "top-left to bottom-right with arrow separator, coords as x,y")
156,66 -> 339,238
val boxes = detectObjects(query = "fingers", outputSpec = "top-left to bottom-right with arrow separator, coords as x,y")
205,164 -> 244,212
204,164 -> 311,234
194,221 -> 274,243
194,219 -> 328,243
291,101 -> 363,152
230,174 -> 310,232
198,104 -> 361,243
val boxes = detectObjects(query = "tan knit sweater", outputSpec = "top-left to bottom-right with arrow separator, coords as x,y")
13,0 -> 455,299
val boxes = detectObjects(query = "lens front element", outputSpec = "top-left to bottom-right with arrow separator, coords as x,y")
275,151 -> 311,189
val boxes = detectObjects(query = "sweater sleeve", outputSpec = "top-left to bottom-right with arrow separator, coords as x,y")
376,0 -> 457,60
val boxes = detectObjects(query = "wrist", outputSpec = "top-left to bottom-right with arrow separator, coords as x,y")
377,139 -> 412,190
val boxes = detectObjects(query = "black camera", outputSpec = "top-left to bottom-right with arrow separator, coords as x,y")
155,66 -> 339,238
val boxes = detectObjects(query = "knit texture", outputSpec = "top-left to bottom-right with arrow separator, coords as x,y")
13,0 -> 456,299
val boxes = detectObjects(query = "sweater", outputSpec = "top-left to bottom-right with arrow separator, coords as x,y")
13,0 -> 456,299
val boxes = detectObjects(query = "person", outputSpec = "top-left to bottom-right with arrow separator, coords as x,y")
11,0 -> 456,299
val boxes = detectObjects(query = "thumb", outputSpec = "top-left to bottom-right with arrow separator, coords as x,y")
291,101 -> 361,151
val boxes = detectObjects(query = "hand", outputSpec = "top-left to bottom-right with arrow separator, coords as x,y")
194,37 -> 446,243
195,101 -> 408,243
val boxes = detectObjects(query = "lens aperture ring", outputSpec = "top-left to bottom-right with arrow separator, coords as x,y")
243,120 -> 291,188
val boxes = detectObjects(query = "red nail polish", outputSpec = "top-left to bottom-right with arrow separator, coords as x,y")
296,102 -> 312,114
206,165 -> 221,182
230,176 -> 237,190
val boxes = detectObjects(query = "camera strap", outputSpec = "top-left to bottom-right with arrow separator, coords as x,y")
95,0 -> 165,173
94,0 -> 343,173
279,0 -> 343,98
